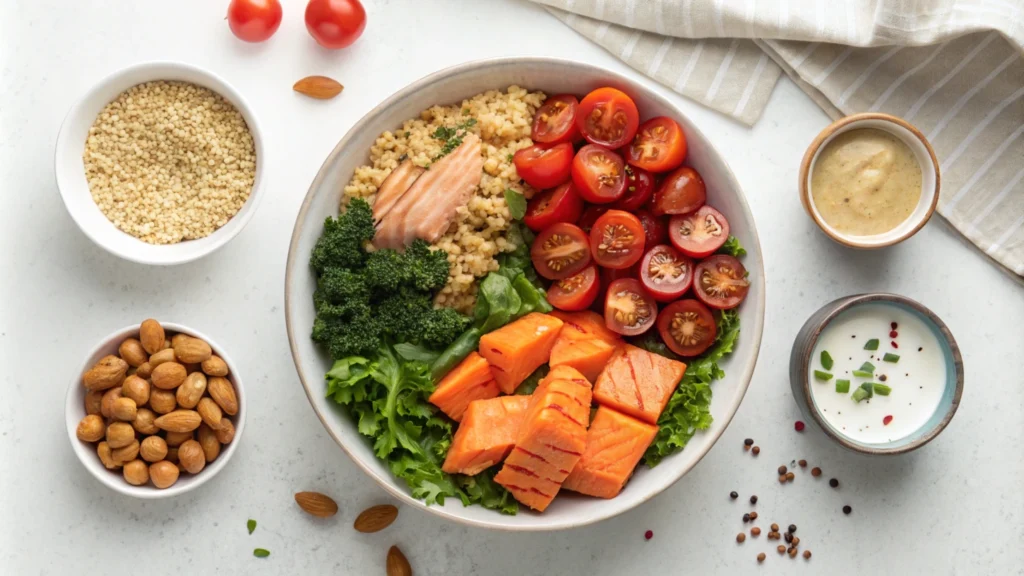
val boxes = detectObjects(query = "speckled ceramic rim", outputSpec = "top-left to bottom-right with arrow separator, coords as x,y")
284,57 -> 766,531
799,113 -> 940,249
64,323 -> 246,499
795,294 -> 963,455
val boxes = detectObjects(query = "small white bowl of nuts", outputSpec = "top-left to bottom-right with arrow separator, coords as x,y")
66,319 -> 245,498
54,61 -> 264,265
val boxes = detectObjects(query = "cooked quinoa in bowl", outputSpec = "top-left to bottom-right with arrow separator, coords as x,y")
341,86 -> 545,312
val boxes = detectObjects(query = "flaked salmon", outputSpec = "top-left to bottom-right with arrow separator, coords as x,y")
372,159 -> 424,223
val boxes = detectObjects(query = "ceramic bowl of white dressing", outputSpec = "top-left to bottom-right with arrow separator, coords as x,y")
790,293 -> 963,454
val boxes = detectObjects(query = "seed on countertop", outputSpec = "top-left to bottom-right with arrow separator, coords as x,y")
778,465 -> 787,475
804,550 -> 812,560
744,438 -> 754,446
792,537 -> 800,546
811,467 -> 822,477
751,527 -> 761,536
749,511 -> 758,520
843,505 -> 852,515
789,547 -> 798,558
784,532 -> 793,544
777,545 -> 786,554
794,420 -> 805,432
730,491 -> 739,499
645,530 -> 653,540
830,478 -> 839,488
798,459 -> 807,468
752,446 -> 761,455
768,532 -> 779,540
788,524 -> 797,534
771,523 -> 779,532
743,513 -> 751,523
749,495 -> 758,504
786,472 -> 795,482
737,532 -> 746,543
778,475 -> 787,484
757,552 -> 766,563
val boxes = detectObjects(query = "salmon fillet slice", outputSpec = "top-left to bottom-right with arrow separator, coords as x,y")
428,352 -> 500,422
494,379 -> 592,512
374,133 -> 483,249
562,406 -> 658,498
550,310 -> 621,346
371,159 -> 424,223
479,313 -> 564,394
592,344 -> 687,425
442,396 -> 531,476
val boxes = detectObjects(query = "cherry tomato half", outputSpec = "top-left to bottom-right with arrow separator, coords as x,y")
531,222 -> 592,280
669,205 -> 730,258
227,0 -> 283,43
578,206 -> 609,235
590,210 -> 646,270
635,209 -> 669,247
305,0 -> 367,49
604,278 -> 657,336
523,181 -> 584,232
548,264 -> 599,311
626,116 -> 687,173
571,145 -> 627,203
532,94 -> 580,145
514,142 -> 574,190
657,299 -> 717,356
640,245 -> 694,302
693,255 -> 750,310
610,165 -> 655,211
577,87 -> 640,149
652,166 -> 706,216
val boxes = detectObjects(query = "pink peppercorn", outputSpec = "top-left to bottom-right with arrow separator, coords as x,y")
794,421 -> 806,432
645,530 -> 653,540
883,415 -> 893,426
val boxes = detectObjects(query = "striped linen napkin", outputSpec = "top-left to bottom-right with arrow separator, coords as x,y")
530,0 -> 1024,278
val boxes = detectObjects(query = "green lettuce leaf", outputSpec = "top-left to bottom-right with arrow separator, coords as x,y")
719,235 -> 747,257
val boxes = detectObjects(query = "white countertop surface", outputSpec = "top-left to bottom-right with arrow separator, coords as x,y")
2,1 -> 1022,574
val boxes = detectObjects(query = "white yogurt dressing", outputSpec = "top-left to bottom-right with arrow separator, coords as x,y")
809,304 -> 946,444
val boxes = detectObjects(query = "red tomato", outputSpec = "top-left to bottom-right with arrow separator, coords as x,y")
640,245 -> 694,302
604,278 -> 657,336
530,222 -> 592,280
610,166 -> 655,211
578,206 -> 609,234
523,181 -> 584,232
669,205 -> 730,258
635,209 -> 669,247
577,87 -> 640,149
571,145 -> 627,203
589,210 -> 646,270
626,117 -> 687,173
657,299 -> 717,356
514,143 -> 574,190
305,0 -> 367,49
548,264 -> 599,311
531,94 -> 580,145
227,0 -> 283,43
693,255 -> 750,310
652,166 -> 706,216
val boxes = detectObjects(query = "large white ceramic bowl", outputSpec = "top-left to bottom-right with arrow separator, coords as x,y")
285,58 -> 765,530
54,61 -> 266,266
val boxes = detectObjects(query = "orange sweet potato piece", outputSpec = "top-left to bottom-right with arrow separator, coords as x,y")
494,379 -> 592,512
592,344 -> 687,425
442,396 -> 531,476
428,352 -> 499,422
562,406 -> 658,498
479,313 -> 564,394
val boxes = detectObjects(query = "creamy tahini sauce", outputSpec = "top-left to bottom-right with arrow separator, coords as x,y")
811,128 -> 922,236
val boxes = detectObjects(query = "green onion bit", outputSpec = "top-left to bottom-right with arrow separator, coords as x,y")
814,370 -> 833,381
820,350 -> 834,371
864,339 -> 880,351
835,379 -> 851,394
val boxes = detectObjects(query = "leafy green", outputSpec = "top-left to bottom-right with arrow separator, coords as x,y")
515,364 -> 550,395
504,189 -> 527,220
394,342 -> 441,364
718,235 -> 747,257
454,468 -> 519,515
432,118 -> 478,161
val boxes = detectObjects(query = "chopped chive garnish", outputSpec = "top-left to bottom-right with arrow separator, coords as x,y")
852,370 -> 874,379
873,383 -> 892,396
820,350 -> 834,370
858,361 -> 875,373
814,370 -> 833,381
864,339 -> 879,351
851,382 -> 874,402
253,548 -> 270,558
247,519 -> 257,535
883,353 -> 900,363
835,379 -> 851,394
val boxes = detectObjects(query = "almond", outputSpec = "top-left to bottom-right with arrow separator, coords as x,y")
293,75 -> 344,100
97,442 -> 120,470
140,319 -> 165,355
178,439 -> 206,474
106,422 -> 135,449
197,424 -> 221,463
201,355 -> 229,377
164,430 -> 194,447
84,390 -> 104,416
294,491 -> 339,518
111,397 -> 138,422
386,546 -> 412,576
121,374 -> 151,406
140,435 -> 168,462
171,333 -> 190,348
118,338 -> 148,367
354,504 -> 399,533
123,459 -> 150,485
148,388 -> 177,414
176,372 -> 207,409
76,414 -> 106,442
174,336 -> 212,364
111,439 -> 140,464
150,460 -> 179,489
136,361 -> 153,379
151,362 -> 187,390
154,410 -> 202,433
207,376 -> 238,415
165,447 -> 179,464
149,348 -> 176,368
133,408 -> 160,435
100,387 -> 123,419
196,397 -> 223,429
83,355 -> 128,391
214,418 -> 235,444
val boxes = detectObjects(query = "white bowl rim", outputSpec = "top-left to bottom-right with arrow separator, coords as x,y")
53,60 -> 266,266
284,56 -> 766,530
65,322 -> 246,499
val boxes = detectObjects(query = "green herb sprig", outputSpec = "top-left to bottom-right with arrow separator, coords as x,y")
432,118 -> 478,161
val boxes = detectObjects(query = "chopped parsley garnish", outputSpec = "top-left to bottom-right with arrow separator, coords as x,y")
432,118 -> 477,161
504,189 -> 527,220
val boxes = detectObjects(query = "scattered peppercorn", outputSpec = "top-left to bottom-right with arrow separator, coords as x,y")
749,511 -> 758,520
784,532 -> 793,544
752,446 -> 760,455
778,465 -> 788,475
737,533 -> 746,543
771,523 -> 779,532
786,472 -> 795,482
811,467 -> 822,477
803,550 -> 812,560
744,438 -> 754,446
843,505 -> 852,515
757,552 -> 766,563
769,532 -> 779,540
794,420 -> 805,432
788,524 -> 797,534
778,475 -> 786,483
829,478 -> 839,488
792,537 -> 800,546
743,513 -> 751,523
750,495 -> 758,504
777,545 -> 786,554
645,530 -> 653,540
744,444 -> 750,452
889,330 -> 898,338
798,459 -> 807,468
789,547 -> 798,558
751,527 -> 761,536
730,491 -> 739,499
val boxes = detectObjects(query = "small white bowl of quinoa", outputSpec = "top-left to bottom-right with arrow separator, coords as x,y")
55,61 -> 264,265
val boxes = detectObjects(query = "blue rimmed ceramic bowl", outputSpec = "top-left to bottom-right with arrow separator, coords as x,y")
790,293 -> 963,455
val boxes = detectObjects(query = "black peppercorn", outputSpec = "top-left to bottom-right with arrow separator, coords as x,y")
743,513 -> 751,523
784,532 -> 793,544
829,478 -> 839,488
730,491 -> 738,499
744,438 -> 753,446
843,505 -> 852,514
788,524 -> 797,534
749,495 -> 758,504
777,465 -> 787,475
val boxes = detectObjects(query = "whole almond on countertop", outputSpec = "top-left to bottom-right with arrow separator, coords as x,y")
201,355 -> 229,377
83,355 -> 128,391
140,435 -> 168,462
197,424 -> 220,463
387,546 -> 412,576
293,75 -> 344,100
176,372 -> 207,409
133,408 -> 160,435
207,376 -> 238,415
354,505 -> 399,533
154,410 -> 202,433
151,362 -> 187,390
178,440 -> 206,474
196,397 -> 223,429
148,348 -> 176,368
76,414 -> 106,442
174,336 -> 212,364
118,338 -> 148,367
148,389 -> 177,414
121,374 -> 151,406
294,492 -> 339,518
84,390 -> 103,416
139,319 -> 165,355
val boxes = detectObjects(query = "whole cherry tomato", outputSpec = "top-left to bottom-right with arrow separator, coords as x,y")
227,0 -> 283,43
305,0 -> 367,49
